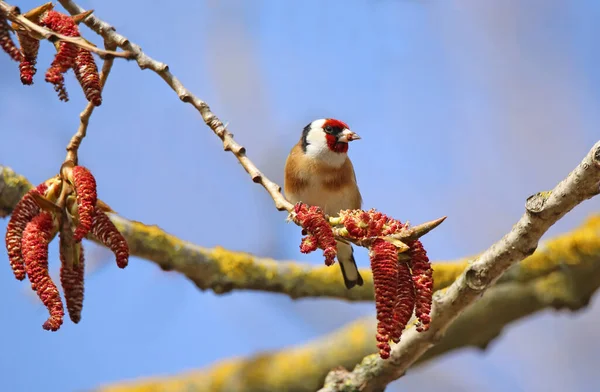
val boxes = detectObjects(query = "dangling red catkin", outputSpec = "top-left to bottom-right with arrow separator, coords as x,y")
73,48 -> 102,106
0,10 -> 21,62
60,239 -> 85,323
22,211 -> 64,331
5,183 -> 48,280
299,235 -> 318,254
39,10 -> 81,101
16,32 -> 40,84
407,240 -> 433,332
91,206 -> 129,268
294,203 -> 337,266
71,166 -> 97,242
390,260 -> 416,343
369,238 -> 399,359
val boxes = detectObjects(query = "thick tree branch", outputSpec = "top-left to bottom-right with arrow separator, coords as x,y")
95,213 -> 600,392
0,165 -> 462,301
319,142 -> 600,391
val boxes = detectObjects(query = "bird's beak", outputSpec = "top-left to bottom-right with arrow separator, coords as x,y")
338,128 -> 361,143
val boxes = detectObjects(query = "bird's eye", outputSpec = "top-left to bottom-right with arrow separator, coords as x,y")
324,125 -> 333,133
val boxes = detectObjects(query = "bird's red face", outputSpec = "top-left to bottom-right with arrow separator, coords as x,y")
320,119 -> 361,153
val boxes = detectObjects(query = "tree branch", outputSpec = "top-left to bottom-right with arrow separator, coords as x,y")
0,165 -> 462,301
56,0 -> 294,212
64,40 -> 116,165
0,1 -> 133,60
319,142 -> 600,391
94,213 -> 600,392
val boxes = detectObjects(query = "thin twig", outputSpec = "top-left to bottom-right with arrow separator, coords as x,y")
0,1 -> 133,60
319,141 -> 600,391
65,41 -> 117,165
56,0 -> 294,212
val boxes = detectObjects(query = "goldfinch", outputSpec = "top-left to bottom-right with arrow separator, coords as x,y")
284,118 -> 363,289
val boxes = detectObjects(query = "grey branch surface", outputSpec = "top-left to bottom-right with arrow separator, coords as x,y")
320,142 -> 600,391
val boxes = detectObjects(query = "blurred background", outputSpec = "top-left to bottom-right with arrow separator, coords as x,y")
1,0 -> 599,391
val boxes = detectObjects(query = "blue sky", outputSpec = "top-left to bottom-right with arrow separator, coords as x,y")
1,1 -> 600,391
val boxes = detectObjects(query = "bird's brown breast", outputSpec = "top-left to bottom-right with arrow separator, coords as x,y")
317,162 -> 355,192
284,144 -> 362,214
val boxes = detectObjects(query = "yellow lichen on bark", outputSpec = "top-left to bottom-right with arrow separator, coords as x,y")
432,259 -> 469,288
510,215 -> 600,282
98,316 -> 376,392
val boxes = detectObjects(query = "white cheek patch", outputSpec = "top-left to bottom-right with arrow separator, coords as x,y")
305,128 -> 327,154
304,120 -> 347,167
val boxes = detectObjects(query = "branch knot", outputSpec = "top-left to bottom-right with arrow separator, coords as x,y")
465,265 -> 488,291
525,191 -> 551,214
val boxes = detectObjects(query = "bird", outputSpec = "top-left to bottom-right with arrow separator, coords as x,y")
284,118 -> 364,289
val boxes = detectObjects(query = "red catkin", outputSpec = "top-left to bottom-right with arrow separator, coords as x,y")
71,166 -> 97,242
0,10 -> 22,62
60,239 -> 85,323
296,205 -> 434,357
407,240 -> 433,332
369,238 -> 399,359
340,209 -> 404,240
54,82 -> 69,102
39,10 -> 80,101
299,235 -> 318,254
73,48 -> 102,106
22,212 -> 64,331
390,260 -> 416,343
16,32 -> 40,85
294,203 -> 337,266
340,209 -> 369,238
91,206 -> 129,268
5,183 -> 48,280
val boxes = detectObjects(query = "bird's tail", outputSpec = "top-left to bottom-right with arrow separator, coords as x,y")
336,241 -> 364,289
